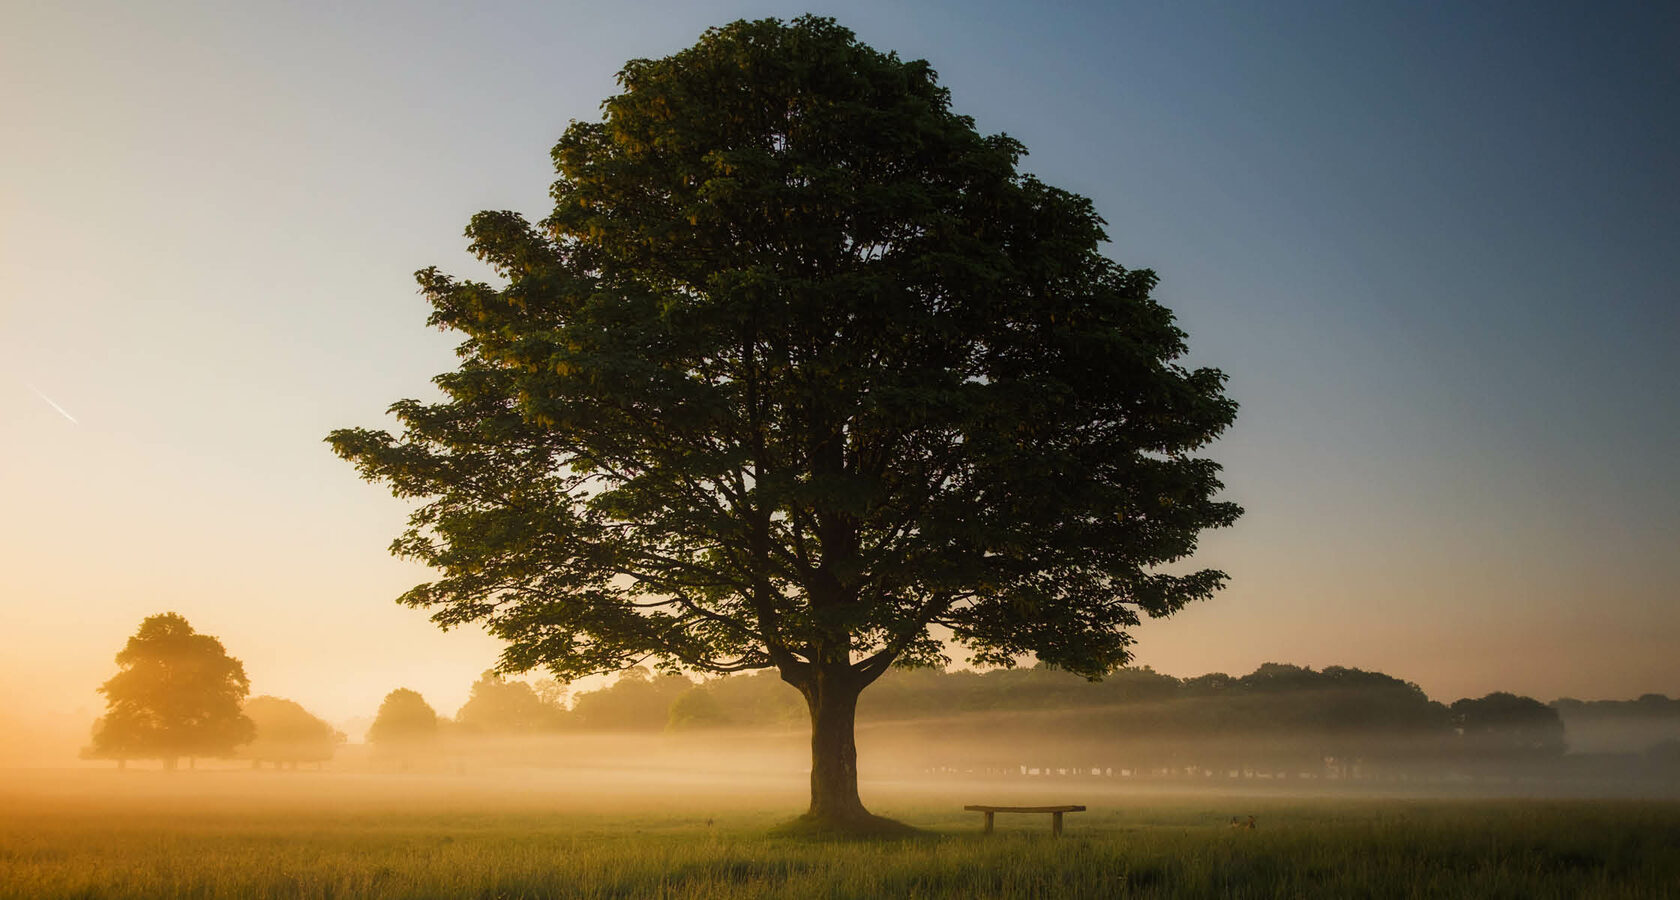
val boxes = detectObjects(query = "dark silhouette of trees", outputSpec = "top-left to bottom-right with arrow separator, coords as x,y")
87,613 -> 255,769
1452,692 -> 1566,757
367,688 -> 440,751
240,696 -> 343,768
328,15 -> 1239,830
455,672 -> 566,734
1551,694 -> 1680,754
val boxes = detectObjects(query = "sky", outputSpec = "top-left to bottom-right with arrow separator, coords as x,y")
2,0 -> 1676,741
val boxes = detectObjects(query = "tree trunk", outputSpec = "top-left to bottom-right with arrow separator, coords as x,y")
802,667 -> 870,825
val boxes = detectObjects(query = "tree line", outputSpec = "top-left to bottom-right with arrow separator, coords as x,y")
85,613 -> 1680,772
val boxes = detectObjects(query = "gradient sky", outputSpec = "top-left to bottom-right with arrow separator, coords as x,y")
3,1 -> 1675,738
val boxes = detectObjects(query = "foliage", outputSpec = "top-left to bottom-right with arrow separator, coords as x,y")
1553,693 -> 1680,718
567,667 -> 695,731
329,13 -> 1239,825
532,678 -> 569,710
669,670 -> 806,731
240,696 -> 343,764
666,683 -> 736,729
1451,692 -> 1566,757
327,13 -> 1238,687
1551,694 -> 1680,755
667,663 -> 1447,735
454,671 -> 566,734
367,689 -> 440,746
87,613 -> 255,766
462,661 -> 1591,773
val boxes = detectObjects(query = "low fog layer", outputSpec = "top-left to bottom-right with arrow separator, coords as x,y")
11,662 -> 1669,800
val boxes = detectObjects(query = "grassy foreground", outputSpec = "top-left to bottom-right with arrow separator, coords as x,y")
3,771 -> 1678,898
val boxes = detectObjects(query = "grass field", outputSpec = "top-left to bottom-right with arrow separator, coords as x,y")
3,769 -> 1678,898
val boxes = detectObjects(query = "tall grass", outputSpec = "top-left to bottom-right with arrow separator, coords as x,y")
3,774 -> 1676,898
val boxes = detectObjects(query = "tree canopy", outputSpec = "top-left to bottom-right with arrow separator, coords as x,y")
88,612 -> 255,768
367,688 -> 440,746
329,15 -> 1239,828
241,696 -> 343,766
568,666 -> 694,731
455,671 -> 566,734
1452,692 -> 1566,757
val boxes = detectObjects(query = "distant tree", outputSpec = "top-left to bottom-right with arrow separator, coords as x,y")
455,671 -> 566,734
1182,672 -> 1236,695
1552,693 -> 1680,755
667,684 -> 735,730
569,667 -> 694,731
1098,666 -> 1185,704
1312,667 -> 1449,732
328,15 -> 1240,830
671,670 -> 806,729
1552,694 -> 1680,719
240,696 -> 344,768
367,688 -> 440,747
532,678 -> 570,711
1451,692 -> 1566,757
1237,662 -> 1322,693
87,613 -> 255,770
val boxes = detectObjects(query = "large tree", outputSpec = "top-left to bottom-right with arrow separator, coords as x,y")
330,15 -> 1239,830
89,613 -> 255,769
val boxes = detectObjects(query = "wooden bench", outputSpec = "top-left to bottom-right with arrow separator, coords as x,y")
964,804 -> 1086,836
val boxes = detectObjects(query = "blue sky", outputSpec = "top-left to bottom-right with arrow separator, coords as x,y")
2,0 -> 1674,730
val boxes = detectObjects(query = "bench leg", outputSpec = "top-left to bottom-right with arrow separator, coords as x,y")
984,811 -> 994,834
1053,811 -> 1063,836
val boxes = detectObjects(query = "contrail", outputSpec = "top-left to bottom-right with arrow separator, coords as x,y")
26,382 -> 79,424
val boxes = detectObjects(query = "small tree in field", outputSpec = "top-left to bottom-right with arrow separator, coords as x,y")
89,613 -> 255,769
241,696 -> 344,769
367,688 -> 440,750
330,16 -> 1239,830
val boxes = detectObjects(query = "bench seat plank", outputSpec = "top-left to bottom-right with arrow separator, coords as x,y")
963,805 -> 1086,813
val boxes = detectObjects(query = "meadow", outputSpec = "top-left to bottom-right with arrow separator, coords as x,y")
3,768 -> 1678,899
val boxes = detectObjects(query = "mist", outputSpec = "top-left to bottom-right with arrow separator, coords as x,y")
19,661 -> 1677,802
